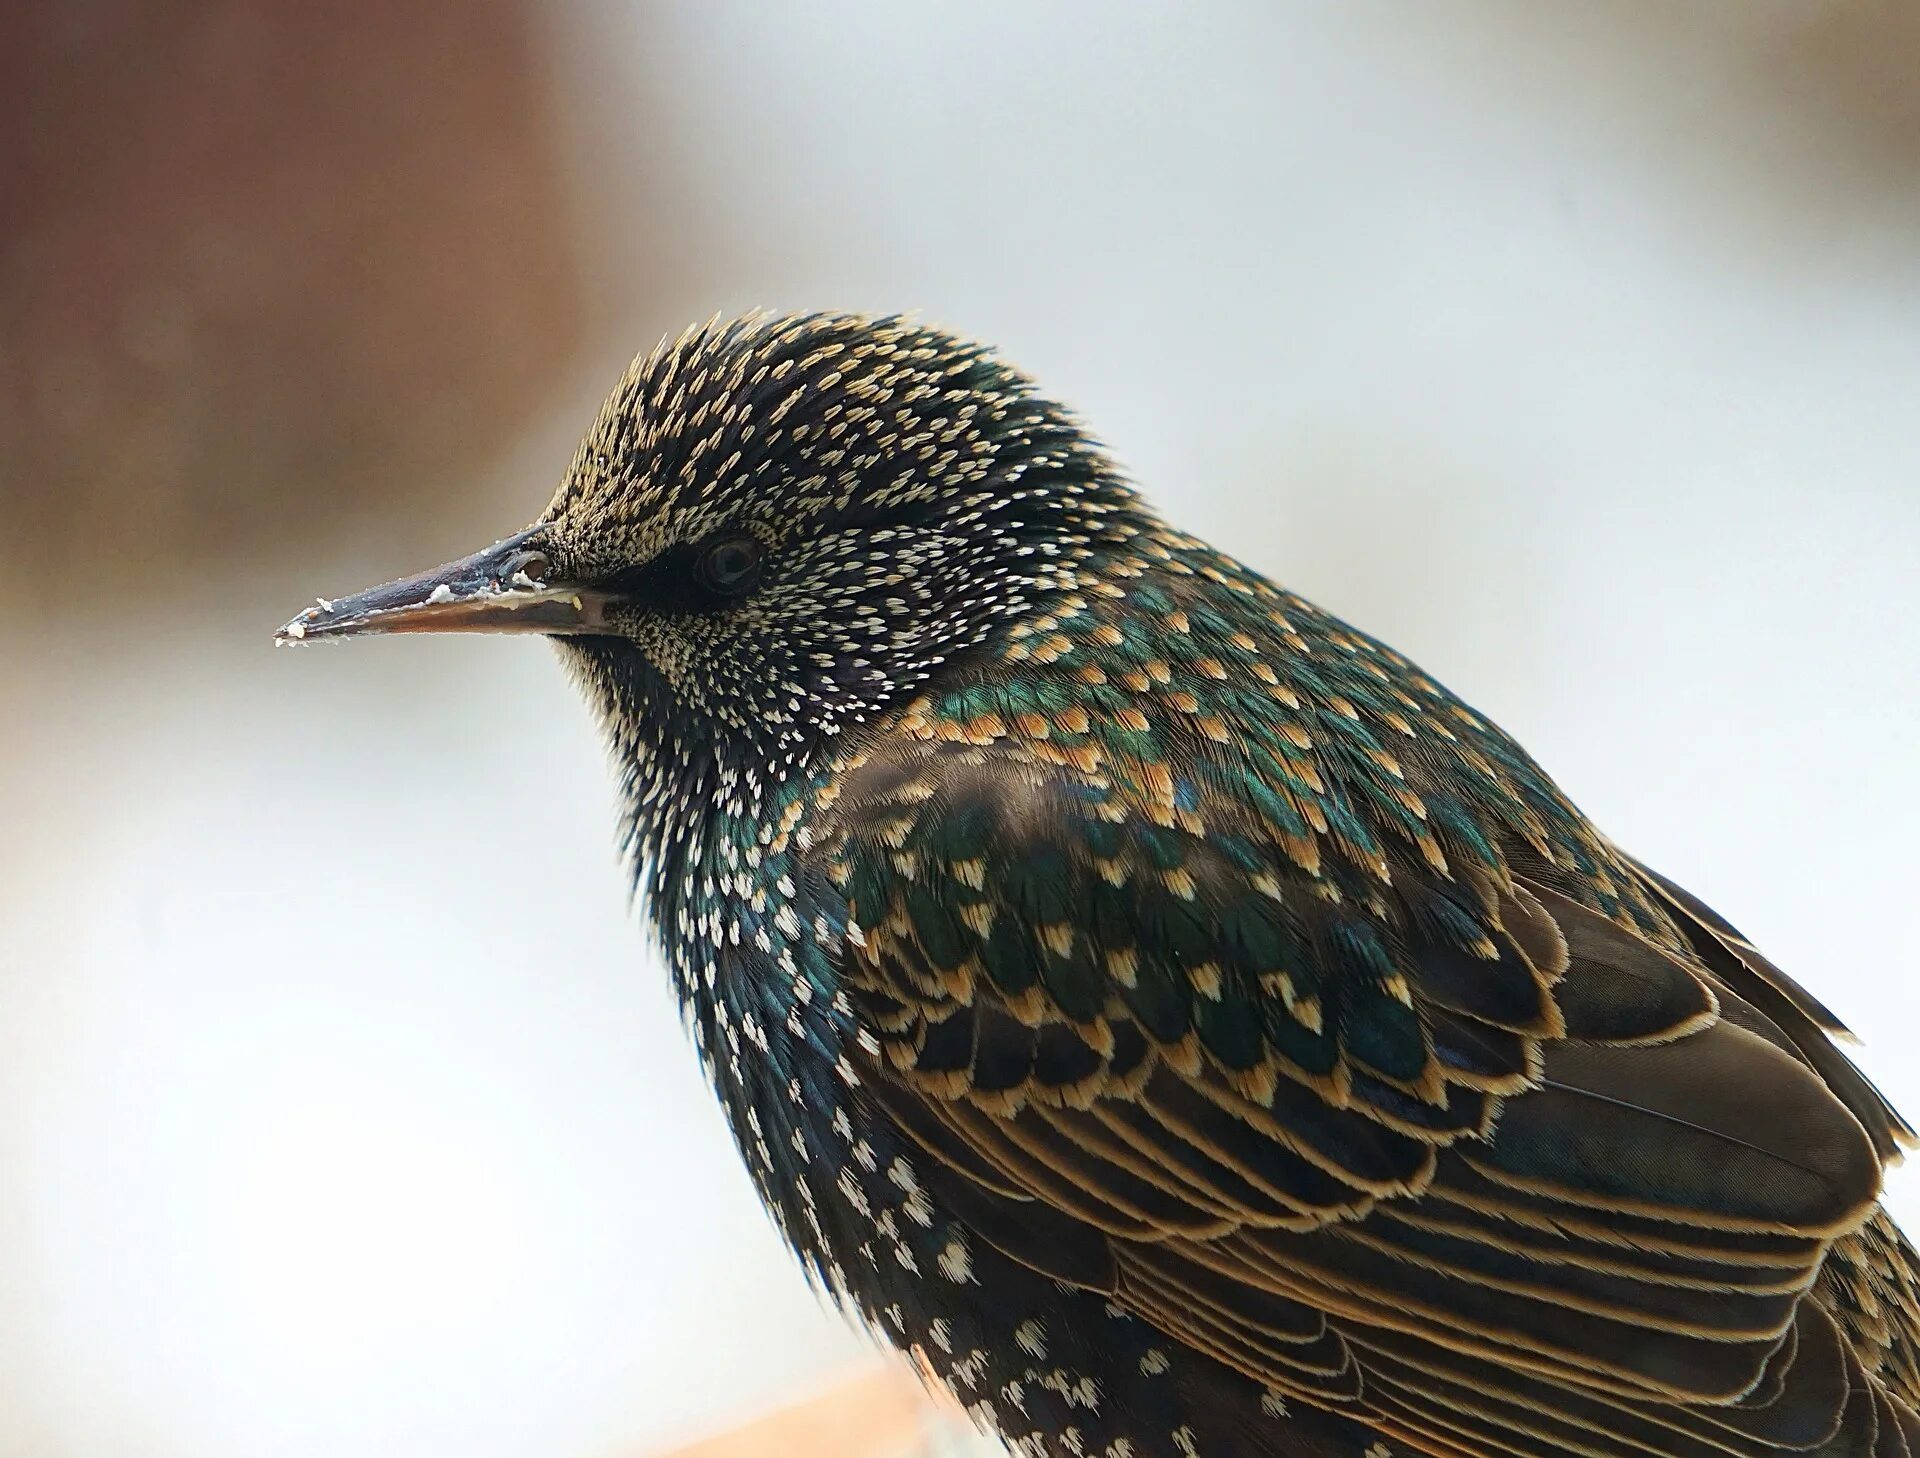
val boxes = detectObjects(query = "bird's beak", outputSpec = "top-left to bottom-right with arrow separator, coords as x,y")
275,528 -> 611,644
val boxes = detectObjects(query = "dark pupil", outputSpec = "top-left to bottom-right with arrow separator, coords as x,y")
703,537 -> 759,591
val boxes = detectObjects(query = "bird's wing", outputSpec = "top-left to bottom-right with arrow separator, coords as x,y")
813,725 -> 1916,1458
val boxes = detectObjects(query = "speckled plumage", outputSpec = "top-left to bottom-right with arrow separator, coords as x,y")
292,312 -> 1920,1458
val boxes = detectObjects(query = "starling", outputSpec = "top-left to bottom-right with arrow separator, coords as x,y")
279,312 -> 1920,1458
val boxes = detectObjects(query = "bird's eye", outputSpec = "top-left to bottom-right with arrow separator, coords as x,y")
697,535 -> 763,597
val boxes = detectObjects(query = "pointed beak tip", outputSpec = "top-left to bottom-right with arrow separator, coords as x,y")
273,596 -> 363,645
273,610 -> 314,646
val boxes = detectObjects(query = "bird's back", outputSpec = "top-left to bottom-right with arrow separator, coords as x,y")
777,522 -> 1920,1457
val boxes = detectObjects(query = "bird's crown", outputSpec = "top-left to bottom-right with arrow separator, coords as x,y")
536,310 -> 1128,588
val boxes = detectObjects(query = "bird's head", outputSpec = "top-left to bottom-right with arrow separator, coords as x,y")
279,312 -> 1143,770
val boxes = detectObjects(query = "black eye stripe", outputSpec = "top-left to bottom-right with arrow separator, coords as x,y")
582,532 -> 770,612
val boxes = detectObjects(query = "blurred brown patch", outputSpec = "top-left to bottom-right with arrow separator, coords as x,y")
655,1363 -> 947,1458
0,0 -> 587,610
1758,0 -> 1920,175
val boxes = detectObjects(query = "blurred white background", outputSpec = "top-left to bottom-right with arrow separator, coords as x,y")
3,4 -> 1917,1456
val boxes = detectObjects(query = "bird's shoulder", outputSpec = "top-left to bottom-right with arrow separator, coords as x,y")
801,534 -> 1699,1143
